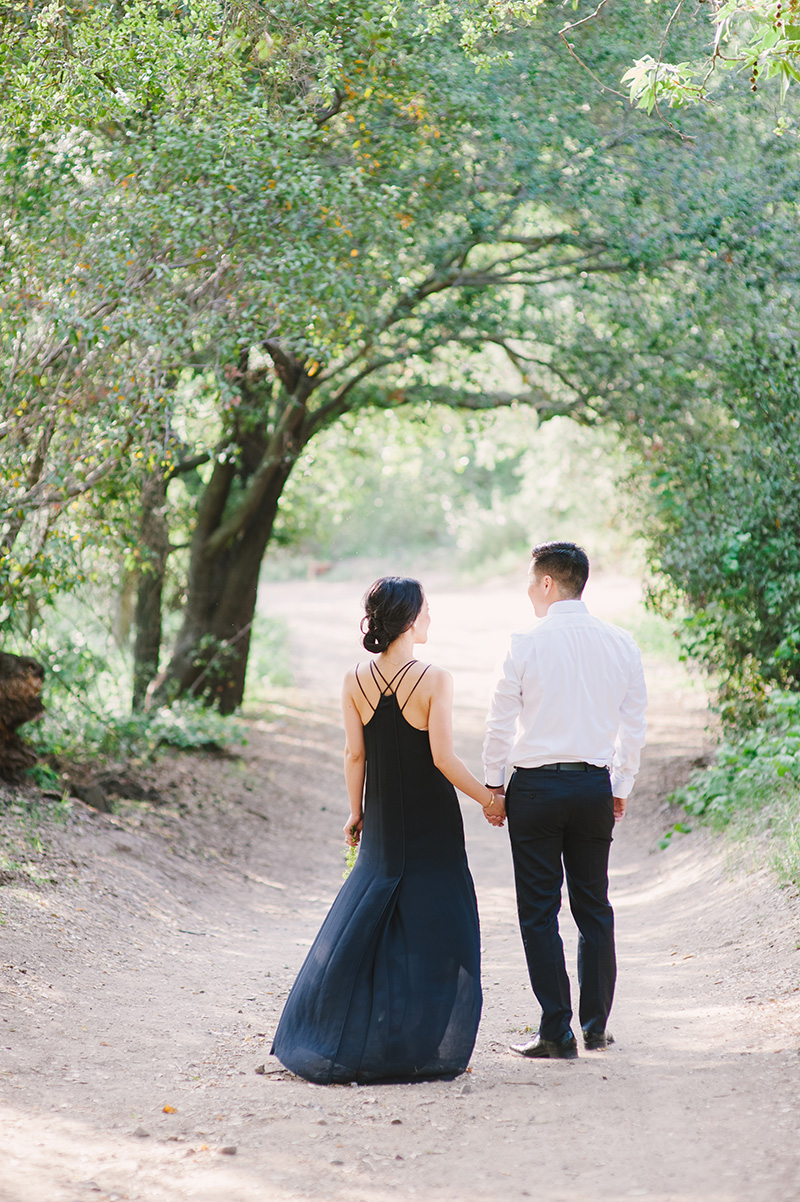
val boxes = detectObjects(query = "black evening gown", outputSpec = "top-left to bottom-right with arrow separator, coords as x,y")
271,661 -> 482,1084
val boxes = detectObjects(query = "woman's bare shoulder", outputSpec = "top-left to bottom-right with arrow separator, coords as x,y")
418,663 -> 452,690
419,661 -> 448,676
343,661 -> 375,689
342,665 -> 360,690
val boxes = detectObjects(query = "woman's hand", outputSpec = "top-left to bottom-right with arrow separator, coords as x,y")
344,816 -> 363,846
482,792 -> 506,826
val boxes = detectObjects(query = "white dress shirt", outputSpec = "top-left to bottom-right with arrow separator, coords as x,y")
482,599 -> 647,798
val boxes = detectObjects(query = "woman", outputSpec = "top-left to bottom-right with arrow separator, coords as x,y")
271,576 -> 505,1085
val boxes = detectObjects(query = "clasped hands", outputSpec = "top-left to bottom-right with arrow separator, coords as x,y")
483,790 -> 625,825
483,787 -> 506,827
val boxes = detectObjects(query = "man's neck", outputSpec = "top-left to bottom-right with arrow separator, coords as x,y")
542,596 -> 586,616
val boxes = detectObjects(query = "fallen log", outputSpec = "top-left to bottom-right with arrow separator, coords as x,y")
0,651 -> 45,779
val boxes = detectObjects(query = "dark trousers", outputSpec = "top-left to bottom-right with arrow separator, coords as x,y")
506,766 -> 616,1041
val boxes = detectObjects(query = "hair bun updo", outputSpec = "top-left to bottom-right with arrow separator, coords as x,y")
361,577 -> 424,654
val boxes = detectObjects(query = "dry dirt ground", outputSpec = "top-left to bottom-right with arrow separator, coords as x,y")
2,573 -> 799,1202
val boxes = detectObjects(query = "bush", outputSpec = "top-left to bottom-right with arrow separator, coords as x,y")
637,323 -> 800,724
9,622 -> 246,766
3,592 -> 285,770
668,691 -> 800,887
29,696 -> 245,765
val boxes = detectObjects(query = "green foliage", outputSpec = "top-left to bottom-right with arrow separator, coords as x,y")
4,0 -> 800,720
342,840 -> 359,880
24,762 -> 63,791
30,694 -> 245,763
668,691 -> 800,886
273,406 -> 633,568
632,299 -> 800,719
657,821 -> 692,852
3,581 -> 253,762
2,0 -> 689,707
0,1 -> 546,129
672,692 -> 800,822
614,0 -> 800,119
0,0 -> 584,665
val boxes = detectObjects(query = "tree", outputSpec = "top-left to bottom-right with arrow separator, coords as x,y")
587,140 -> 800,720
4,0 -> 798,715
143,0 -> 733,711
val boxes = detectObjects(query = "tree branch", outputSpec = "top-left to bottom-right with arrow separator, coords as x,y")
314,87 -> 344,126
304,355 -> 404,437
167,451 -> 212,480
330,380 -> 583,419
17,434 -> 134,511
454,261 -> 633,287
485,338 -> 588,397
558,1 -> 626,99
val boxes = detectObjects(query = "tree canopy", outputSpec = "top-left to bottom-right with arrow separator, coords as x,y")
3,0 -> 800,722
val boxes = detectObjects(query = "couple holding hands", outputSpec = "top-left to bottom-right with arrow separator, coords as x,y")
272,541 -> 647,1084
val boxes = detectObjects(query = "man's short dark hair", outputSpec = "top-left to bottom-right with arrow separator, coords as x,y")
530,541 -> 589,598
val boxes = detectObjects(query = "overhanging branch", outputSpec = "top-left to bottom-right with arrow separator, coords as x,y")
14,434 -> 134,511
167,451 -> 212,480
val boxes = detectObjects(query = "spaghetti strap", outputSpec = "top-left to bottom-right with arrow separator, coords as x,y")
392,661 -> 417,694
371,659 -> 416,696
399,663 -> 431,713
354,664 -> 376,713
370,661 -> 388,693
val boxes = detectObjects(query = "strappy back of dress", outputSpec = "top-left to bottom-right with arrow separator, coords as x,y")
355,659 -> 431,725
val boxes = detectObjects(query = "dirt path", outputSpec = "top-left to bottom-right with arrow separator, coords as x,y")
2,574 -> 799,1202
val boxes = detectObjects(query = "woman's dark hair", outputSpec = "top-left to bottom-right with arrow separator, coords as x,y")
361,577 -> 424,654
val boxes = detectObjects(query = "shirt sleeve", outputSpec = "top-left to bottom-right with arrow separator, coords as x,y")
482,642 -> 524,786
610,640 -> 648,798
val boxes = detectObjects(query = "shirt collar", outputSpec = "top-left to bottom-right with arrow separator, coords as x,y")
545,599 -> 588,618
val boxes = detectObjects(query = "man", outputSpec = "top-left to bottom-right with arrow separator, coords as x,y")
483,541 -> 647,1059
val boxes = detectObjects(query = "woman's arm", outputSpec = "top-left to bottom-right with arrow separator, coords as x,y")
428,670 -> 505,823
342,673 -> 367,845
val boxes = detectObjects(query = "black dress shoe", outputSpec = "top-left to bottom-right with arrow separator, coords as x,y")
510,1032 -> 578,1060
582,1029 -> 614,1050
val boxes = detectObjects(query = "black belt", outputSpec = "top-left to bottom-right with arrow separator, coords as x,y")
515,762 -> 605,773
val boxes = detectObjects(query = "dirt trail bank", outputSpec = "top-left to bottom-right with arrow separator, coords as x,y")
1,573 -> 799,1202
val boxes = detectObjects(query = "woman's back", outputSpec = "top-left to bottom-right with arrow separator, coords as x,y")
349,656 -> 440,733
353,659 -> 468,875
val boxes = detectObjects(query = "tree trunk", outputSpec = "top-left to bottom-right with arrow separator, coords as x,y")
132,471 -> 169,711
157,450 -> 297,714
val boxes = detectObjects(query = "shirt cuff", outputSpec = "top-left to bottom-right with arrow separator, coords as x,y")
610,772 -> 633,798
483,763 -> 507,788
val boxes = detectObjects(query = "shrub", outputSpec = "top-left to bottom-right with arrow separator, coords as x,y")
28,696 -> 245,765
668,691 -> 800,887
